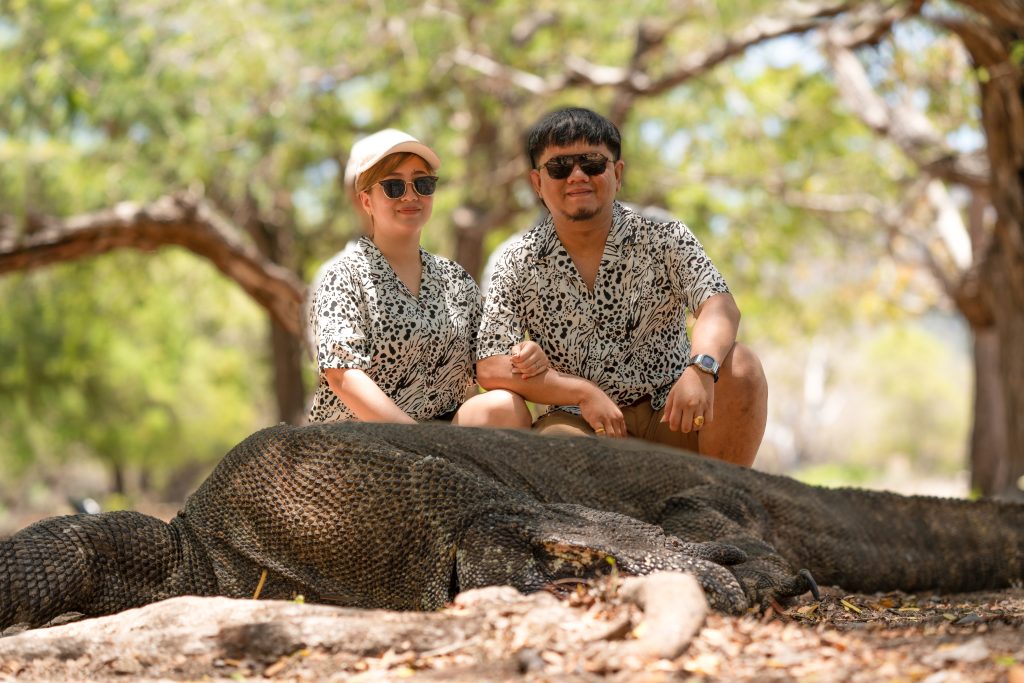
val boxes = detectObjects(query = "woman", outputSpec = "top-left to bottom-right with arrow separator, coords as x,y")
308,129 -> 543,426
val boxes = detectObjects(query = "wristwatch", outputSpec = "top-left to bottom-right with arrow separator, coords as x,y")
689,354 -> 720,383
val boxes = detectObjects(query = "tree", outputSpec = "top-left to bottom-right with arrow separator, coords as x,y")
931,1 -> 1023,497
815,1 -> 1023,496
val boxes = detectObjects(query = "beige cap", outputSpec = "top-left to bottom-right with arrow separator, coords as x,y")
343,129 -> 442,191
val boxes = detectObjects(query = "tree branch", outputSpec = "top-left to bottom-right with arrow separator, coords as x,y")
933,15 -> 1009,66
615,0 -> 863,97
0,192 -> 307,338
818,0 -> 924,49
453,0 -> 867,101
823,36 -> 991,188
947,0 -> 1024,32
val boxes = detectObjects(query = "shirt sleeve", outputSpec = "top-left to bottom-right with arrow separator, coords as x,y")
309,261 -> 373,372
465,275 -> 484,368
476,246 -> 526,361
666,222 -> 730,312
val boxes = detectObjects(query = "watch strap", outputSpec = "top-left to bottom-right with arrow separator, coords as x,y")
689,354 -> 720,383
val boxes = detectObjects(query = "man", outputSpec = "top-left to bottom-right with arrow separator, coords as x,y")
476,107 -> 767,467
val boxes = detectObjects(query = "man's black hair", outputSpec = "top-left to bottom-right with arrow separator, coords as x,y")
525,107 -> 621,167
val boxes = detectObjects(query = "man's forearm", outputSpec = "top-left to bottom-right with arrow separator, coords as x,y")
477,355 -> 597,407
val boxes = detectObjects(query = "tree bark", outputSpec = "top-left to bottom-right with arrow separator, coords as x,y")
949,2 -> 1024,497
453,205 -> 487,282
269,317 -> 308,425
969,327 -> 1010,495
0,193 -> 307,338
236,193 -> 309,426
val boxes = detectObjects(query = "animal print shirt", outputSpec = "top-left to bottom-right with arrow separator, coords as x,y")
308,237 -> 480,422
477,202 -> 729,415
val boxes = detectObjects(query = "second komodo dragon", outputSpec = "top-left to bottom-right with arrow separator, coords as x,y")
2,421 -> 1023,629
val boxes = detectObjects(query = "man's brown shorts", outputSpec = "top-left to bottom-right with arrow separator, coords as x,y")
532,399 -> 698,450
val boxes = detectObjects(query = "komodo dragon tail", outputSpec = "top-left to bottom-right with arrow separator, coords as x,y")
0,510 -> 217,629
773,486 -> 1024,594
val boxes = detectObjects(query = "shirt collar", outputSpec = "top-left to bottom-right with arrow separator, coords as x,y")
357,235 -> 431,285
522,201 -> 638,263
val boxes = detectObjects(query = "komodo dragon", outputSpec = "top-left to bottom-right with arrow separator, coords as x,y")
2,422 -> 1022,630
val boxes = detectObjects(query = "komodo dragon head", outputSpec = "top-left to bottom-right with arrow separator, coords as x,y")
454,502 -> 750,614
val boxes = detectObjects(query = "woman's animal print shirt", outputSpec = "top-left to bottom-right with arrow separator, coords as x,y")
478,202 -> 729,415
308,237 -> 480,422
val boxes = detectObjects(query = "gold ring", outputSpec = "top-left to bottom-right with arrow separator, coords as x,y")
594,427 -> 606,434
693,415 -> 705,428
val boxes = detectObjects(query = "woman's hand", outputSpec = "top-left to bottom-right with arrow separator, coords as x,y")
511,340 -> 550,380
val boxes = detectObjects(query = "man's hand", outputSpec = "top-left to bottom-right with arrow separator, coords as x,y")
511,341 -> 549,380
662,367 -> 715,433
580,385 -> 627,437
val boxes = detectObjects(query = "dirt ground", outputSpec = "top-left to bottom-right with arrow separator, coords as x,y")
2,580 -> 1021,682
677,586 -> 1024,683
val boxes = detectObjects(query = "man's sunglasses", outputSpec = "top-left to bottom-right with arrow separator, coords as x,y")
537,153 -> 610,180
376,176 -> 439,199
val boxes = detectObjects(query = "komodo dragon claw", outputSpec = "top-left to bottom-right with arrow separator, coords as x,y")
799,568 -> 821,600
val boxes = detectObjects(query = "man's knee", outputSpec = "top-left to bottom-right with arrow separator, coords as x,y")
722,343 -> 767,398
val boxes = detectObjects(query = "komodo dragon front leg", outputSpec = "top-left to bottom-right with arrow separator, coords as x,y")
455,502 -> 753,614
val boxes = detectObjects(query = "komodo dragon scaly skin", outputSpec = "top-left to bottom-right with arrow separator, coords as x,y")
2,422 -> 1022,629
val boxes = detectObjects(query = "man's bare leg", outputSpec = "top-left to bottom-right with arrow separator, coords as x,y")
694,342 -> 768,467
532,409 -> 593,437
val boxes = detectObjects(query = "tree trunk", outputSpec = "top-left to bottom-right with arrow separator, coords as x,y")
270,319 -> 308,425
981,251 -> 1024,498
453,204 -> 486,281
961,191 -> 1011,496
968,7 -> 1024,498
111,461 -> 126,497
968,327 -> 1010,495
240,192 -> 308,425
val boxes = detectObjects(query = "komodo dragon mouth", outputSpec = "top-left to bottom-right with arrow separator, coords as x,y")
2,421 -> 1022,630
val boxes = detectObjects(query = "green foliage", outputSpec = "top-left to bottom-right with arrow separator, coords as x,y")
793,462 -> 876,488
0,250 -> 272,497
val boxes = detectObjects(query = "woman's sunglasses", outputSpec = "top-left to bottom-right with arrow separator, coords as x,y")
376,176 -> 439,199
537,153 -> 610,180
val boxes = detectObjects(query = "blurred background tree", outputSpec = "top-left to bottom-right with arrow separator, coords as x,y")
1,0 -> 1021,524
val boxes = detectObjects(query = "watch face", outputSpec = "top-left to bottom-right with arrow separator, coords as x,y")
698,355 -> 716,370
